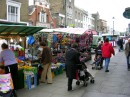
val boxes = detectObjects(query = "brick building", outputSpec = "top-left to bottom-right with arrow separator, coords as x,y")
28,1 -> 56,28
0,0 -> 28,25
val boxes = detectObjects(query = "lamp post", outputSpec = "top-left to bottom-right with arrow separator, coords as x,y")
112,17 -> 115,46
65,0 -> 67,28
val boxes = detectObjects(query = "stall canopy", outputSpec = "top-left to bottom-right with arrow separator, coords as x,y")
40,28 -> 97,35
0,25 -> 45,36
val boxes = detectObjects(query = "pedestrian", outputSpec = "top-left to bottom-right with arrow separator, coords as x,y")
65,43 -> 81,91
101,38 -> 115,72
95,41 -> 104,69
124,38 -> 130,71
117,38 -> 123,52
124,38 -> 128,49
98,38 -> 101,46
0,43 -> 18,97
40,41 -> 53,84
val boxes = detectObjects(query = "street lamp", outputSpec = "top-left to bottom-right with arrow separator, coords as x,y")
112,17 -> 115,36
112,17 -> 115,46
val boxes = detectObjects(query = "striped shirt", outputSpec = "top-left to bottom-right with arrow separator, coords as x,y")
0,49 -> 17,66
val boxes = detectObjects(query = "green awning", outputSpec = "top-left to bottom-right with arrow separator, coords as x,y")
0,25 -> 46,36
0,21 -> 27,25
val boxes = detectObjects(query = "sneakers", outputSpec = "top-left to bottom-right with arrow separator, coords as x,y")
105,70 -> 109,72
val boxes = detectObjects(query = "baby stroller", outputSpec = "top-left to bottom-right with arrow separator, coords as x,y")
76,58 -> 95,86
92,50 -> 103,70
0,73 -> 14,97
0,66 -> 16,97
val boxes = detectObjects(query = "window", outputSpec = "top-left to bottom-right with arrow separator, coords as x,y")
39,12 -> 46,22
6,0 -> 21,22
8,5 -> 18,22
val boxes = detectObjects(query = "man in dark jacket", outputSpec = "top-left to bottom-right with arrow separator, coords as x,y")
65,43 -> 80,91
102,38 -> 115,72
117,38 -> 123,52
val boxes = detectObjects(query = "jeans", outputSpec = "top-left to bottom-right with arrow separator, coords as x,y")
126,53 -> 130,69
104,58 -> 110,70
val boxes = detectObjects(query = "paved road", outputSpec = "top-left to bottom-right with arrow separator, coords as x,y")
82,52 -> 130,97
17,48 -> 126,97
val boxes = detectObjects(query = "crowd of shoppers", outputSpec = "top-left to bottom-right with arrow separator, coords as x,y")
0,36 -> 130,94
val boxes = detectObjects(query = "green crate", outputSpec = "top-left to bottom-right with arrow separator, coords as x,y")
17,69 -> 24,89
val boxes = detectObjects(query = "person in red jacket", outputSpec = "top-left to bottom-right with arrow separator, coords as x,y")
102,38 -> 115,72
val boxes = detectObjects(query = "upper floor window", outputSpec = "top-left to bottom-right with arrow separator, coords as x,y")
8,5 -> 18,22
39,12 -> 46,23
6,0 -> 21,22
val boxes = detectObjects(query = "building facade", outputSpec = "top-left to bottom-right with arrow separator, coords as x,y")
74,6 -> 94,29
49,0 -> 75,28
0,0 -> 28,25
87,13 -> 95,30
74,6 -> 83,28
28,0 -> 56,28
98,19 -> 107,33
92,12 -> 100,32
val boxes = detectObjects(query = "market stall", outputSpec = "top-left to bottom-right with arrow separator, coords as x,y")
0,25 -> 46,90
40,28 -> 97,62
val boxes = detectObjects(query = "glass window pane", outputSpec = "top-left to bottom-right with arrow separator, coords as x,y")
8,5 -> 11,13
11,6 -> 15,13
16,7 -> 18,14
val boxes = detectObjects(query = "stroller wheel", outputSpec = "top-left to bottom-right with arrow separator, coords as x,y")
76,81 -> 80,85
90,79 -> 95,83
84,82 -> 88,87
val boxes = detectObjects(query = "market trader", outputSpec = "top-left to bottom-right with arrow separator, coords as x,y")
0,43 -> 18,97
65,43 -> 80,91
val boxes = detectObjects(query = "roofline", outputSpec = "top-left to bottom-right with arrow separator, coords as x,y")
29,7 -> 36,15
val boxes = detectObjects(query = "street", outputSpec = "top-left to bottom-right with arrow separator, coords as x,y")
17,48 -> 130,97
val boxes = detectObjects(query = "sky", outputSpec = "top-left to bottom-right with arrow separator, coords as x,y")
29,0 -> 130,32
75,0 -> 130,32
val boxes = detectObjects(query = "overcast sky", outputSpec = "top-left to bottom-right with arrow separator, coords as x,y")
75,0 -> 130,32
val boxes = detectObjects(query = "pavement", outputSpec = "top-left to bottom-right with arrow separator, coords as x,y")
17,48 -> 130,97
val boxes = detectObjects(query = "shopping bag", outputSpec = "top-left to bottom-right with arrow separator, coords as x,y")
0,73 -> 14,93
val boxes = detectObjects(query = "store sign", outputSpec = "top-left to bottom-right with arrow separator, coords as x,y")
36,22 -> 51,28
